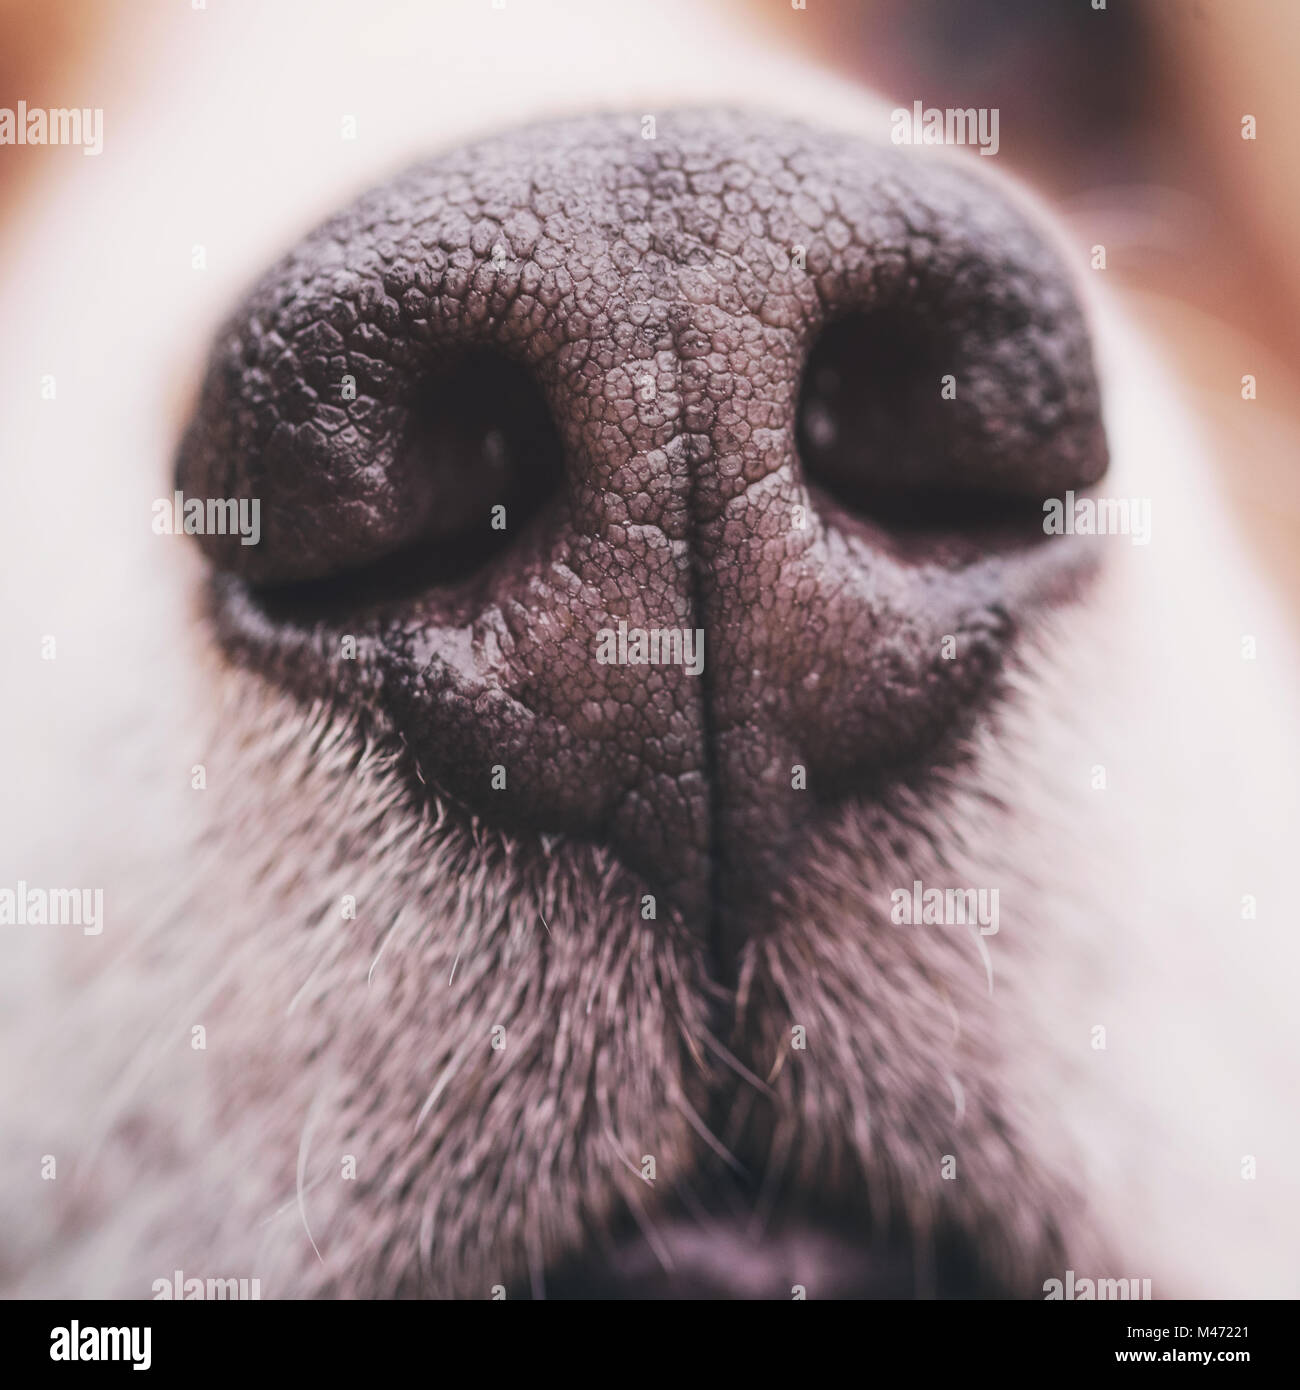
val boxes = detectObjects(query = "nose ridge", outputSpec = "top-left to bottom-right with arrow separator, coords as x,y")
181,110 -> 1107,946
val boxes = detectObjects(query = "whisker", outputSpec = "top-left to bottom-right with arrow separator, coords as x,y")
699,1027 -> 776,1099
674,1095 -> 748,1180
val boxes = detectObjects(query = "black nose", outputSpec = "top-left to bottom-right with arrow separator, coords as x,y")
178,110 -> 1106,958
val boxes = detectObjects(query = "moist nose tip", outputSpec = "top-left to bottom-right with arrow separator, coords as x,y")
179,109 -> 1107,940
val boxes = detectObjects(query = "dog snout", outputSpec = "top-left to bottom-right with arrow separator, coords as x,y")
177,109 -> 1107,952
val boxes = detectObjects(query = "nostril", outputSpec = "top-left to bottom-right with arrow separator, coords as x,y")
178,327 -> 565,594
309,348 -> 565,602
236,350 -> 567,619
795,314 -> 1059,554
794,210 -> 1108,555
405,350 -> 564,569
799,308 -> 969,502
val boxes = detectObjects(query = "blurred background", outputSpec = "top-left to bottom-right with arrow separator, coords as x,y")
4,0 -> 1297,609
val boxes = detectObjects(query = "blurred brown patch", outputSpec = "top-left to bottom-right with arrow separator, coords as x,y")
0,0 -> 115,215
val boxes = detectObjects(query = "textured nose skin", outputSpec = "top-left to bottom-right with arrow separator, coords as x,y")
179,111 -> 1106,945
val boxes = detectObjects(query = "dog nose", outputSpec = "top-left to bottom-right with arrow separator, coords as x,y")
178,110 -> 1106,954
